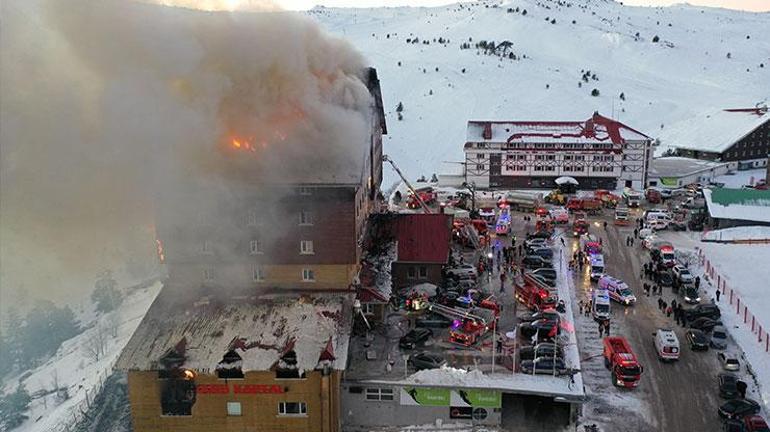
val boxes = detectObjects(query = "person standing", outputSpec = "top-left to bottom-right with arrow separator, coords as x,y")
500,272 -> 506,293
695,276 -> 701,289
716,288 -> 721,302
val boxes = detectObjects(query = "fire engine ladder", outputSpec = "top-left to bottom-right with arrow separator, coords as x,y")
523,273 -> 551,291
427,303 -> 487,325
383,155 -> 432,214
462,224 -> 480,249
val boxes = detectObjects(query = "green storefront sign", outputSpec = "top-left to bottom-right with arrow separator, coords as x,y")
660,177 -> 679,187
400,387 -> 501,408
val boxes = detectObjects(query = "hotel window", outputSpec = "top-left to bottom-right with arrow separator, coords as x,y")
518,154 -> 526,160
202,240 -> 212,254
227,402 -> 242,416
365,388 -> 394,401
299,210 -> 313,226
300,240 -> 314,255
363,303 -> 375,315
204,268 -> 215,282
507,154 -> 515,160
278,402 -> 307,416
476,153 -> 485,159
298,186 -> 313,195
564,155 -> 572,161
418,266 -> 428,278
546,155 -> 555,161
250,239 -> 263,255
407,267 -> 416,279
247,210 -> 257,226
253,266 -> 265,282
302,268 -> 315,282
476,164 -> 484,170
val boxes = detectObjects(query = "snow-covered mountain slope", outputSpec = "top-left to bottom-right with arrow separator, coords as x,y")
308,0 -> 770,186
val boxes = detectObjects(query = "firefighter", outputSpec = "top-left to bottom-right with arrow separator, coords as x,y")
499,272 -> 506,293
716,288 -> 721,302
695,275 -> 701,289
603,221 -> 608,229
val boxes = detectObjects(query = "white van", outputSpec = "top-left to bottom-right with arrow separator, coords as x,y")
589,254 -> 605,281
653,329 -> 680,362
592,289 -> 611,321
637,228 -> 653,240
598,275 -> 636,305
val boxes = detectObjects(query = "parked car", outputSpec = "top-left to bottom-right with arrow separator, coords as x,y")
689,317 -> 721,332
525,238 -> 549,248
718,373 -> 740,399
719,398 -> 761,420
399,328 -> 433,349
519,310 -> 560,323
742,415 -> 770,432
446,265 -> 478,281
522,255 -> 553,269
637,228 -> 653,240
519,357 -> 567,375
528,273 -> 556,288
527,231 -> 552,240
408,352 -> 446,371
685,329 -> 709,351
659,271 -> 674,287
722,419 -> 746,432
718,352 -> 741,371
711,326 -> 729,350
520,319 -> 560,338
527,247 -> 554,259
653,328 -> 680,361
685,304 -> 721,321
415,313 -> 452,329
672,265 -> 695,284
529,267 -> 557,282
519,343 -> 564,361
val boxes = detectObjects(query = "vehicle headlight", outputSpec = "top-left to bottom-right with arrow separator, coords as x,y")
684,297 -> 691,301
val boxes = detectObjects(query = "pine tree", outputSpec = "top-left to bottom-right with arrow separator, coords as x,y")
91,270 -> 122,314
0,385 -> 31,429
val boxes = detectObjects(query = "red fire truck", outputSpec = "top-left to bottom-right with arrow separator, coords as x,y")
515,275 -> 558,311
566,197 -> 602,214
406,189 -> 436,209
572,217 -> 589,237
603,336 -> 643,388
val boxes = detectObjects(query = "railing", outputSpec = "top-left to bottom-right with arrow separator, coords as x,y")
695,247 -> 769,353
50,358 -> 118,432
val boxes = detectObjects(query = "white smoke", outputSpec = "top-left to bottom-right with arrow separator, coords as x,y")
0,0 -> 372,304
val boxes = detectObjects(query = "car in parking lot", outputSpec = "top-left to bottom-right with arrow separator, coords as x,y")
711,326 -> 729,350
525,238 -> 548,248
519,343 -> 564,361
519,357 -> 567,375
672,265 -> 695,284
527,247 -> 554,259
689,317 -> 721,332
529,267 -> 557,282
685,329 -> 709,351
520,319 -> 560,338
408,352 -> 446,371
718,398 -> 760,420
519,310 -> 560,323
723,419 -> 746,432
742,415 -> 770,432
718,352 -> 741,371
522,255 -> 553,269
528,273 -> 556,288
446,265 -> 478,281
685,303 -> 721,321
718,373 -> 740,399
399,328 -> 433,349
415,313 -> 452,329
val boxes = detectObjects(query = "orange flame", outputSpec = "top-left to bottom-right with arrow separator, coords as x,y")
231,137 -> 256,152
156,239 -> 165,263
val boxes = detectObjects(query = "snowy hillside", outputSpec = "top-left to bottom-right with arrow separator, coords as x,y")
308,0 -> 770,185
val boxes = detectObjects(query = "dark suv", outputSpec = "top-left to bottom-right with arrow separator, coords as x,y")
399,328 -> 433,349
522,255 -> 553,269
685,304 -> 721,321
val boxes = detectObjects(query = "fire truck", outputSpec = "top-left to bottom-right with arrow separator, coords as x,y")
603,336 -> 643,388
427,304 -> 498,347
566,197 -> 602,214
594,189 -> 621,208
572,216 -> 589,237
407,189 -> 436,209
515,274 -> 558,311
579,234 -> 602,256
614,206 -> 630,226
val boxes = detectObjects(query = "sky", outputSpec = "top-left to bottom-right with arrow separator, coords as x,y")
268,0 -> 769,12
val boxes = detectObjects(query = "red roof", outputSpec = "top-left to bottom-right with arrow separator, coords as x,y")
395,214 -> 452,264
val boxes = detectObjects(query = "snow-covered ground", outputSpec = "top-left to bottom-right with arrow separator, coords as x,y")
716,168 -> 768,188
702,225 -> 770,242
3,282 -> 161,432
662,230 -> 770,411
308,1 -> 770,185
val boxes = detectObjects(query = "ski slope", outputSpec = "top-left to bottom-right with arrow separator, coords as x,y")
308,0 -> 770,186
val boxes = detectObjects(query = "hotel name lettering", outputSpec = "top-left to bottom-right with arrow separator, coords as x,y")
197,384 -> 286,394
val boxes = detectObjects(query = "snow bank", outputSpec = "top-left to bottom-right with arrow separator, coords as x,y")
702,226 -> 770,242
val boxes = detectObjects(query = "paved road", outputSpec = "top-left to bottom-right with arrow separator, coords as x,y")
569,209 -> 725,432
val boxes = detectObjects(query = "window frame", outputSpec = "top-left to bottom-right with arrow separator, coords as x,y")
298,186 -> 313,196
300,240 -> 314,255
302,268 -> 315,282
253,266 -> 265,282
418,266 -> 428,278
250,239 -> 263,255
204,268 -> 215,282
365,388 -> 394,402
278,401 -> 307,417
227,401 -> 242,416
299,210 -> 313,226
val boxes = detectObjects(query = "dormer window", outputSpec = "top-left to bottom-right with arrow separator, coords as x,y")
275,350 -> 306,380
216,350 -> 244,379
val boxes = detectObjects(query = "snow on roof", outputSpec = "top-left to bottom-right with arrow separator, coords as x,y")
649,157 -> 730,178
116,292 -> 353,373
702,226 -> 770,242
466,113 -> 650,145
703,188 -> 770,224
664,107 -> 770,154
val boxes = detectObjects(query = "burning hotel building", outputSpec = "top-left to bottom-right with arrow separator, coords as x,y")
116,68 -> 386,432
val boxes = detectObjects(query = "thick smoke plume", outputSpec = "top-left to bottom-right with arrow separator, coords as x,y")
0,0 -> 372,304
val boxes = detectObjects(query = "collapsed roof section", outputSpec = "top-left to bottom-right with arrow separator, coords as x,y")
116,292 -> 353,373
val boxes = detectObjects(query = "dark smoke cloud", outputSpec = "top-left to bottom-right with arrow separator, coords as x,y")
0,0 -> 372,304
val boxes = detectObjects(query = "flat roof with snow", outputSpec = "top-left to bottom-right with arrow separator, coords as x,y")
665,108 -> 769,155
704,188 -> 770,224
649,157 -> 731,178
